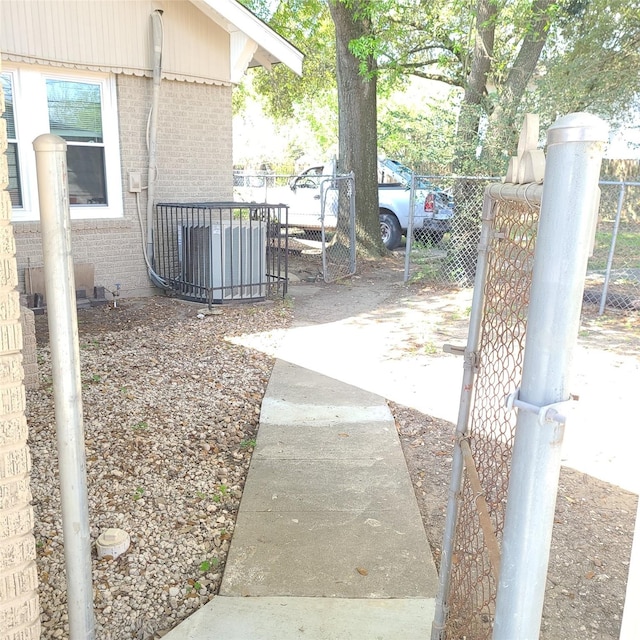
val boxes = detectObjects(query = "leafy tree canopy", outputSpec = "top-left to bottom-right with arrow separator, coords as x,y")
239,0 -> 640,173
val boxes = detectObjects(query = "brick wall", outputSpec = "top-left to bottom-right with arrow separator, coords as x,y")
14,73 -> 234,300
0,58 -> 41,640
19,305 -> 37,391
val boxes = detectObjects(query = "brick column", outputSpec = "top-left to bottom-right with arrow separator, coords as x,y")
19,305 -> 38,392
0,63 -> 41,639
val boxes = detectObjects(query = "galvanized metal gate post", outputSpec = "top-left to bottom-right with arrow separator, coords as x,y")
33,134 -> 96,639
493,113 -> 609,639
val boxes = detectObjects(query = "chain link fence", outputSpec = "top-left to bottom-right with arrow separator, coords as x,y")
435,186 -> 541,640
585,181 -> 640,312
233,170 -> 356,283
406,177 -> 500,286
407,177 -> 640,315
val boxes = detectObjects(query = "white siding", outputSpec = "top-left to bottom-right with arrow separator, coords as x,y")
1,0 -> 232,85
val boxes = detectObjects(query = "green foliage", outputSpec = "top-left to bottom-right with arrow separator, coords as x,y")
239,0 -> 336,121
237,0 -> 640,177
199,557 -> 219,573
233,73 -> 337,168
378,83 -> 459,173
211,483 -> 229,504
525,0 -> 640,133
422,341 -> 439,355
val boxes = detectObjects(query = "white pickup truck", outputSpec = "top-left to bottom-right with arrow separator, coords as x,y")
234,159 -> 454,250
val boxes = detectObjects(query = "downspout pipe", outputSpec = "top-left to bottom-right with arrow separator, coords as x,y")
146,9 -> 165,288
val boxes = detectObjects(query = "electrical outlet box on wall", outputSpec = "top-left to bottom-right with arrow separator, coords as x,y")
129,172 -> 142,193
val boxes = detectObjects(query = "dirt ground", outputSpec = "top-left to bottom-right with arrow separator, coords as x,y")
30,249 -> 638,639
286,249 -> 639,639
395,402 -> 637,640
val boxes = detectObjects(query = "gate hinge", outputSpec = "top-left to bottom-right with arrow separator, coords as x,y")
505,388 -> 579,427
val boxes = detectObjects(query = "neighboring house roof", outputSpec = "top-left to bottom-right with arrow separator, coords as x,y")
0,0 -> 303,85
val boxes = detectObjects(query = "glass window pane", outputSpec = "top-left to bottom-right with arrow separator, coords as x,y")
7,143 -> 22,208
66,146 -> 107,205
47,79 -> 103,143
1,73 -> 16,139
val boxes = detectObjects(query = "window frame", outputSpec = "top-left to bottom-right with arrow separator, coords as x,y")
2,65 -> 123,222
1,72 -> 23,208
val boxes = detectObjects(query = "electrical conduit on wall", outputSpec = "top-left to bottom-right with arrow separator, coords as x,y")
144,9 -> 170,290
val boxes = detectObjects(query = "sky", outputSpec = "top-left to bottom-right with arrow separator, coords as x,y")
233,76 -> 640,169
607,127 -> 640,160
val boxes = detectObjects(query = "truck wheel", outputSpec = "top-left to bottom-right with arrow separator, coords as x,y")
380,212 -> 402,250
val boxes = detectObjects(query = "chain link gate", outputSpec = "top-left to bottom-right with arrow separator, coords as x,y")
432,183 -> 542,640
320,172 -> 356,283
233,170 -> 356,283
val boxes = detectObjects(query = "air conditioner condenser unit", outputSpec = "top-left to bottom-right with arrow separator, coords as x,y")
178,222 -> 266,301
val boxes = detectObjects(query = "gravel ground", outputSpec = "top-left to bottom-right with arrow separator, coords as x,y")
28,297 -> 291,639
27,257 -> 638,639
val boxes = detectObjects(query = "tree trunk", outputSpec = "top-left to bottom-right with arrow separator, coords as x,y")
329,0 -> 384,258
481,0 -> 554,173
454,0 -> 497,174
448,0 -> 497,283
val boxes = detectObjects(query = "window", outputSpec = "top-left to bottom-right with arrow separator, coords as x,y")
47,79 -> 108,205
0,66 -> 123,221
1,74 -> 22,207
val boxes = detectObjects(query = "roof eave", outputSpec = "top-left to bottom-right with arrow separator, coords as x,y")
190,0 -> 303,79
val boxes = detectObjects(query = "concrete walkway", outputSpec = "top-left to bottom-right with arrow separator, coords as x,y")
163,359 -> 439,639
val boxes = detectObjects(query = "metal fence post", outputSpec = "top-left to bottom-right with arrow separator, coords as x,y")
599,181 -> 625,315
404,175 -> 416,281
493,113 -> 609,639
348,172 -> 357,275
33,134 -> 96,639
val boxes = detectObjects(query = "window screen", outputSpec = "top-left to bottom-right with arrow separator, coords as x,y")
47,79 -> 107,205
